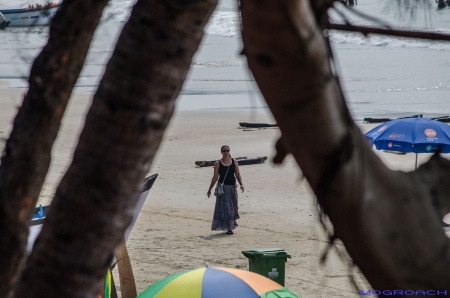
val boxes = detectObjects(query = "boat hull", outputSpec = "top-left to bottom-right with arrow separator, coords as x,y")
28,174 -> 158,253
0,6 -> 59,27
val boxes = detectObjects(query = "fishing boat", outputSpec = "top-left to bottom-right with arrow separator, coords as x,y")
28,174 -> 158,252
0,3 -> 59,27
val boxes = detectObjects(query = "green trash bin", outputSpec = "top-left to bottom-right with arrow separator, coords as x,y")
242,248 -> 291,286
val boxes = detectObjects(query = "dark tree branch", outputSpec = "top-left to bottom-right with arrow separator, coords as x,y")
241,0 -> 450,293
0,1 -> 109,296
13,0 -> 217,297
326,22 -> 450,42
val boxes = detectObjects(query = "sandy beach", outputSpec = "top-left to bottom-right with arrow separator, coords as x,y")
3,88 -> 450,297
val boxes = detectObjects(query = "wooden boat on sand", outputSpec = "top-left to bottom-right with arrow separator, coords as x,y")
29,173 -> 157,298
29,174 -> 158,252
195,156 -> 267,167
195,157 -> 247,167
363,115 -> 450,124
239,122 -> 277,128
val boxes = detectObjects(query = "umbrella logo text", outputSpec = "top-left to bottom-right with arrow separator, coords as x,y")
388,133 -> 405,139
377,125 -> 387,133
424,129 -> 437,138
388,142 -> 393,148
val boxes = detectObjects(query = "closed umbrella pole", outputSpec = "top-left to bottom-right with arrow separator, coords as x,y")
415,153 -> 418,170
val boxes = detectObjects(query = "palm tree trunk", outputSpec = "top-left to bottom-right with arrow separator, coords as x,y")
0,1 -> 108,296
13,0 -> 217,297
241,0 -> 450,293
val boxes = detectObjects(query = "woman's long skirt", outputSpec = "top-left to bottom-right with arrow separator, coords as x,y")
211,184 -> 239,231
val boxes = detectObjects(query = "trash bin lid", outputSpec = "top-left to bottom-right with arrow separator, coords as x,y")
242,248 -> 291,258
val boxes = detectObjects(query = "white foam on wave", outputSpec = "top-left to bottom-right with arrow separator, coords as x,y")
329,29 -> 450,51
4,0 -> 450,51
192,61 -> 240,68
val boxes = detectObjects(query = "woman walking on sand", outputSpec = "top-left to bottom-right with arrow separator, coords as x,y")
207,145 -> 244,234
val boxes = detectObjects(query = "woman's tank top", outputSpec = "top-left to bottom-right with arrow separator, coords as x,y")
218,159 -> 236,185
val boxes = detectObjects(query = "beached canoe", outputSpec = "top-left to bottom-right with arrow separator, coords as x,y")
28,174 -> 158,252
363,117 -> 392,124
0,3 -> 59,27
239,122 -> 277,128
237,156 -> 267,165
364,116 -> 450,124
195,156 -> 267,167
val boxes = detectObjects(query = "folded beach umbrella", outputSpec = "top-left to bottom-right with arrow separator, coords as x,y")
137,267 -> 300,298
365,117 -> 450,168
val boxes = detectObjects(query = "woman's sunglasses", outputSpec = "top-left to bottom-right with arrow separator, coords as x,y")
222,150 -> 229,152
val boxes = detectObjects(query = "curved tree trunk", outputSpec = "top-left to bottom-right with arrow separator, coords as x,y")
240,0 -> 450,294
0,1 -> 108,296
13,0 -> 217,297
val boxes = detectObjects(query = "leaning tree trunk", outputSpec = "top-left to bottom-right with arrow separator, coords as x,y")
0,1 -> 109,296
13,0 -> 217,297
241,0 -> 450,294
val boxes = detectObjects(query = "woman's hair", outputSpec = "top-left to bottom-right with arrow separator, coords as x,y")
220,145 -> 230,152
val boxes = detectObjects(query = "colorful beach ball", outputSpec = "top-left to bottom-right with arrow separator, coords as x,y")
137,267 -> 300,298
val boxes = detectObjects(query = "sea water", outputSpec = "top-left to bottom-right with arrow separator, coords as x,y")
1,0 -> 450,120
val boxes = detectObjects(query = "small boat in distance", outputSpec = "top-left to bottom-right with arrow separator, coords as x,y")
239,122 -> 277,128
0,2 -> 60,27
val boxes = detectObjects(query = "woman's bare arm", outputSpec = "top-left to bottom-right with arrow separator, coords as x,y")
234,159 -> 244,192
207,161 -> 220,198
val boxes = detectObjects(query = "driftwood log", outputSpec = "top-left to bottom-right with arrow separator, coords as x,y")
195,156 -> 267,167
195,156 -> 247,167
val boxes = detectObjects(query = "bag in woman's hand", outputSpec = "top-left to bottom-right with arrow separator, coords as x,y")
214,164 -> 229,197
214,184 -> 224,197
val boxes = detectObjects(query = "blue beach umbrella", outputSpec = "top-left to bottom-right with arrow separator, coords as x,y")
365,117 -> 450,169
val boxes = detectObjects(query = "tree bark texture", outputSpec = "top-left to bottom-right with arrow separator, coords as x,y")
241,0 -> 450,294
13,0 -> 217,297
0,1 -> 108,296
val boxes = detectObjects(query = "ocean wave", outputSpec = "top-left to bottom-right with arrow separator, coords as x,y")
192,61 -> 240,68
329,29 -> 450,51
4,0 -> 450,50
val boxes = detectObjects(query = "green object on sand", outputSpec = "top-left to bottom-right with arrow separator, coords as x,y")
242,248 -> 291,286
